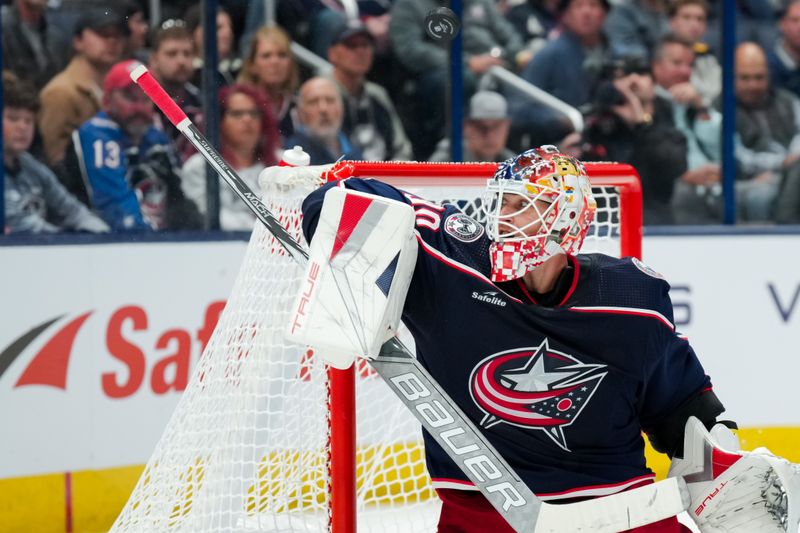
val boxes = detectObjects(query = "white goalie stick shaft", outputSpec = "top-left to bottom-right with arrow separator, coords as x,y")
130,65 -> 689,533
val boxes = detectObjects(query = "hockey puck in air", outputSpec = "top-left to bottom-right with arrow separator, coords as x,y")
425,7 -> 461,42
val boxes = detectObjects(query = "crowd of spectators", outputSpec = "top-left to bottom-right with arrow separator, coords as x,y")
3,0 -> 800,235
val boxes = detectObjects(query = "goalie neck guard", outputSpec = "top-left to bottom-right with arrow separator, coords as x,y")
483,146 -> 597,282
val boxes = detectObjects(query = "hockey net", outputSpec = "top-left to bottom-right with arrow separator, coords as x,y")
110,161 -> 642,533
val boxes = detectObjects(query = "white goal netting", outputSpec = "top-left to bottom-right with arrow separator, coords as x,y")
110,162 -> 639,533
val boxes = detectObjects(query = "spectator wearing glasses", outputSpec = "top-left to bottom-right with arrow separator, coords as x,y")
3,71 -> 108,235
429,91 -> 514,163
148,19 -> 202,163
1,0 -> 69,90
181,84 -> 280,230
39,8 -> 127,166
327,19 -> 411,162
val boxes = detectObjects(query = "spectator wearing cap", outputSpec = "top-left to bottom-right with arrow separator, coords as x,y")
1,0 -> 69,90
184,4 -> 240,89
3,71 -> 109,235
60,60 -> 203,231
327,20 -> 411,162
148,20 -> 203,164
512,0 -> 611,146
284,77 -> 363,165
429,91 -> 514,163
38,8 -> 127,166
389,0 -> 524,160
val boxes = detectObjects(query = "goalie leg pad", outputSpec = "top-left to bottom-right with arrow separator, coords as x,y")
669,416 -> 800,533
286,186 -> 418,368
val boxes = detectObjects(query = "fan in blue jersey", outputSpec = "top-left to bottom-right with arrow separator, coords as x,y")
300,146 -> 799,533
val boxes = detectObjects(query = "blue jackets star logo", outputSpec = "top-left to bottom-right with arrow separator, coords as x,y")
469,339 -> 607,451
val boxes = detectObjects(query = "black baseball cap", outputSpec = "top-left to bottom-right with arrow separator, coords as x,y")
74,9 -> 130,37
330,19 -> 374,46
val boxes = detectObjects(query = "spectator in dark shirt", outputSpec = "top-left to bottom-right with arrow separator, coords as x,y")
327,19 -> 412,161
512,0 -> 611,147
121,0 -> 149,61
284,77 -> 362,165
583,57 -> 687,224
1,0 -> 69,90
767,0 -> 800,100
184,4 -> 241,89
505,0 -> 560,68
148,20 -> 202,164
389,0 -> 523,160
734,42 -> 800,223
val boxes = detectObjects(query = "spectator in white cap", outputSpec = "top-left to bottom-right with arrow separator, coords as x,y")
429,90 -> 515,162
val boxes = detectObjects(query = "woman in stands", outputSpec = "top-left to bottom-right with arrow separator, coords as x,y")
238,25 -> 301,143
181,84 -> 279,230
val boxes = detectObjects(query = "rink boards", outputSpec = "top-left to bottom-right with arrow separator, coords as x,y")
1,232 -> 799,532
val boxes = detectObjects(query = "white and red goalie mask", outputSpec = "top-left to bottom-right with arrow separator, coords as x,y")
482,146 -> 597,282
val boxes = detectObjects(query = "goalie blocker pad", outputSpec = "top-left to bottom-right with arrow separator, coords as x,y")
286,186 -> 418,368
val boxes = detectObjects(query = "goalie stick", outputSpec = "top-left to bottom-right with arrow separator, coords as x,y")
130,65 -> 689,533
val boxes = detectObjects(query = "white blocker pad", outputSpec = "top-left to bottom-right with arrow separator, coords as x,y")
286,186 -> 418,368
669,416 -> 800,533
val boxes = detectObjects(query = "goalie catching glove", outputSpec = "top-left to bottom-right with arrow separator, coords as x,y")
669,416 -> 800,533
286,185 -> 418,368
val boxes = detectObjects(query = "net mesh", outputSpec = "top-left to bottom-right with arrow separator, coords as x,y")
110,162 -> 636,533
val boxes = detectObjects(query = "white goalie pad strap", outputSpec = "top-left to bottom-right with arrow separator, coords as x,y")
534,478 -> 690,533
286,186 -> 417,368
668,416 -> 800,533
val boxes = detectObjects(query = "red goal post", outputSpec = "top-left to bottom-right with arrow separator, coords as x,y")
321,160 -> 643,533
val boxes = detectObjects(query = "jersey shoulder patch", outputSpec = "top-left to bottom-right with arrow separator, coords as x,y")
443,212 -> 484,242
631,257 -> 665,280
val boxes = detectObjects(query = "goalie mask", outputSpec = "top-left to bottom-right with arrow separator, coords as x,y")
483,146 -> 597,282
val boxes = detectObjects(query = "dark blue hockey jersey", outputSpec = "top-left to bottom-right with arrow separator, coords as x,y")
302,178 -> 712,501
